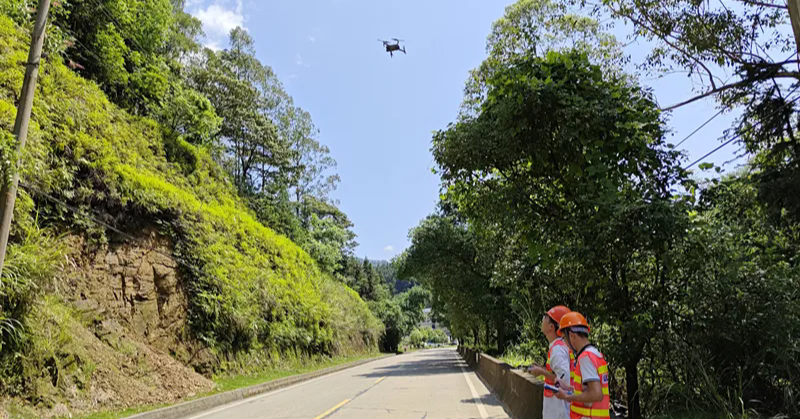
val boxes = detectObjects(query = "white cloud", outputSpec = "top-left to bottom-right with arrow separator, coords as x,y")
194,4 -> 244,37
205,40 -> 223,52
294,53 -> 311,68
383,245 -> 394,252
191,1 -> 245,48
307,35 -> 316,43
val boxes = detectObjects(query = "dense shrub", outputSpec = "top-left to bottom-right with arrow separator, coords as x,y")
0,14 -> 380,367
408,327 -> 448,348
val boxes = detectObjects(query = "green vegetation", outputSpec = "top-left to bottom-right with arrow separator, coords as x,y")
0,0 -> 390,414
333,256 -> 429,353
0,9 -> 380,360
65,351 -> 384,419
598,0 -> 800,224
398,1 -> 800,419
210,351 -> 383,394
368,285 -> 429,353
408,327 -> 448,348
0,0 -> 793,418
72,406 -> 169,419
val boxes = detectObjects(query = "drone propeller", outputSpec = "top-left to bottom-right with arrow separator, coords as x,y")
392,38 -> 405,42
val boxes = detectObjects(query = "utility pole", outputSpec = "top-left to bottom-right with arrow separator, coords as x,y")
0,0 -> 52,276
789,0 -> 800,54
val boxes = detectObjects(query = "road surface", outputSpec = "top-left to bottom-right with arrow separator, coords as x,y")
186,348 -> 510,419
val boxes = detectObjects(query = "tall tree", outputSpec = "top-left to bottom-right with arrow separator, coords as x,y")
635,174 -> 800,417
462,0 -> 624,115
399,214 -> 513,353
299,198 -> 356,273
187,27 -> 351,272
593,0 -> 800,221
56,0 -> 220,145
190,28 -> 294,192
431,51 -> 689,418
371,260 -> 400,294
487,0 -> 623,64
60,0 -> 175,114
165,0 -> 204,64
281,106 -> 339,208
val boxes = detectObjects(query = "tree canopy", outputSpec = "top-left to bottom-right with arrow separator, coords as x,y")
399,1 -> 800,418
0,1 -> 413,411
594,0 -> 800,222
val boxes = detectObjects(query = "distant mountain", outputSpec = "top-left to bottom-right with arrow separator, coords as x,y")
366,259 -> 415,294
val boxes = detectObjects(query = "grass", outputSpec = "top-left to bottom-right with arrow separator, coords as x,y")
65,404 -> 170,419
500,350 -> 534,368
66,351 -> 386,419
0,11 -> 383,361
0,13 -> 384,419
211,351 -> 384,394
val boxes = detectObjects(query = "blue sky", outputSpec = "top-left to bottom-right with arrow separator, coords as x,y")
187,0 -> 743,261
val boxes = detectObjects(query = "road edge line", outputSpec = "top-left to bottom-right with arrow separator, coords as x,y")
453,349 -> 490,419
124,353 -> 394,419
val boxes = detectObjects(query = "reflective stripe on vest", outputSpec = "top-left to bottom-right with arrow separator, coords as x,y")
571,405 -> 610,418
544,338 -> 573,397
570,347 -> 610,419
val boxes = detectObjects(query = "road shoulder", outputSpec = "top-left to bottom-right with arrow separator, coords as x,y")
122,353 -> 394,419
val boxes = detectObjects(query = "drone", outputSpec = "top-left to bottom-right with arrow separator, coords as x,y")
378,38 -> 406,57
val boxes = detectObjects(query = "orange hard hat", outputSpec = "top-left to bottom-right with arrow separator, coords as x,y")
558,311 -> 591,336
546,305 -> 571,324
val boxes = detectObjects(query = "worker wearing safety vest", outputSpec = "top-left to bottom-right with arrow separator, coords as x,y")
526,305 -> 573,419
555,312 -> 610,419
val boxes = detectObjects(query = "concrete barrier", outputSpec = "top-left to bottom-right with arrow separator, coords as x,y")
463,347 -> 478,368
124,354 -> 394,419
457,347 -> 543,419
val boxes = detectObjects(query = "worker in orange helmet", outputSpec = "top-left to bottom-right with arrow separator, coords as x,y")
555,312 -> 610,419
526,305 -> 573,419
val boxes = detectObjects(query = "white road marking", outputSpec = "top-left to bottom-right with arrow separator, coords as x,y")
185,358 -> 389,419
453,350 -> 490,419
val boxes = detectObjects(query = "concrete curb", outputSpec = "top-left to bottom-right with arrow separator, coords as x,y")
124,354 -> 395,419
457,346 -> 543,419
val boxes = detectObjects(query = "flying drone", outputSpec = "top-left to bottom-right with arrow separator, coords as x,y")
378,38 -> 406,57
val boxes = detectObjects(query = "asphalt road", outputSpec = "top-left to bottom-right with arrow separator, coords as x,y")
186,348 -> 509,419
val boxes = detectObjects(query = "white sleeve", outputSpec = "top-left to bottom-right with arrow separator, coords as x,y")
550,346 -> 571,382
579,356 -> 600,383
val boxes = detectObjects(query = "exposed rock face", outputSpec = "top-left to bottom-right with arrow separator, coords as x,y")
65,229 -> 189,356
1,229 -> 218,418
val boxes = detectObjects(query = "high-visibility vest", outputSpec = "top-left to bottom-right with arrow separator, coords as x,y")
570,346 -> 610,419
544,338 -> 573,398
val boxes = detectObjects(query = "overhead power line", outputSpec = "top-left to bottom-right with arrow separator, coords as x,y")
19,181 -> 210,280
674,108 -> 725,148
683,86 -> 800,170
82,0 -> 151,55
683,136 -> 740,170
